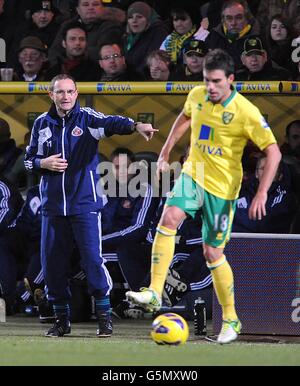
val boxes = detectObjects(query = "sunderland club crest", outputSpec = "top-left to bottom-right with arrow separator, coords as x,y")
71,126 -> 83,136
222,112 -> 234,124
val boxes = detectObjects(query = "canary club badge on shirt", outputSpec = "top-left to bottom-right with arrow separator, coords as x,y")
222,112 -> 234,124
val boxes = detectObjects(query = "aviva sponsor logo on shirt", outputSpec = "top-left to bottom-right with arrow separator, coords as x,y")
197,124 -> 222,156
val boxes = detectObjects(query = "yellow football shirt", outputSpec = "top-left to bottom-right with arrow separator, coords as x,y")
182,85 -> 277,200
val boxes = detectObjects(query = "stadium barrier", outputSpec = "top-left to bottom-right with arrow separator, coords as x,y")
213,233 -> 300,336
0,81 -> 299,160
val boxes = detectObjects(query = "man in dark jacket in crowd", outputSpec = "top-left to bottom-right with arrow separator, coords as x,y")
48,0 -> 124,64
235,36 -> 292,80
7,0 -> 60,68
46,21 -> 100,81
13,36 -> 49,81
205,0 -> 261,71
98,42 -> 143,81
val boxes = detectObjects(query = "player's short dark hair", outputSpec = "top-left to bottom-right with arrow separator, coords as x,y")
49,74 -> 77,91
285,120 -> 300,137
203,49 -> 235,77
62,21 -> 87,40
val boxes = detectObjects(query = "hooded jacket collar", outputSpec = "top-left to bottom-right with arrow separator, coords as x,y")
46,100 -> 80,125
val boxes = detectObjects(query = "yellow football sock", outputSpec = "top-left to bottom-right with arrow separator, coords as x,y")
207,255 -> 238,321
150,224 -> 176,296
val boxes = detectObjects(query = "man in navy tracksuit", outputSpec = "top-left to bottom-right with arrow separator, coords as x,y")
24,74 -> 156,337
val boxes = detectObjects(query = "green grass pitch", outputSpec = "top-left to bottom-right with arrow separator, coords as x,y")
0,316 -> 299,366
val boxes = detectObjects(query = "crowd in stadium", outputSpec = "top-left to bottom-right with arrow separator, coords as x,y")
0,0 -> 300,81
0,0 -> 300,327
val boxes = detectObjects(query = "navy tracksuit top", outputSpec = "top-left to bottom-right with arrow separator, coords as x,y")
24,101 -> 135,216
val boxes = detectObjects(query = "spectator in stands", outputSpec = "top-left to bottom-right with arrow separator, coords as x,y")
101,147 -> 160,306
201,0 -> 261,31
98,42 -> 143,81
280,122 -> 300,235
281,120 -> 300,161
13,36 -> 49,81
0,117 -> 22,177
7,0 -> 60,68
205,0 -> 261,71
233,156 -> 297,233
172,39 -> 208,81
264,14 -> 295,74
45,22 -> 100,81
123,1 -> 169,77
281,120 -> 300,203
160,1 -> 209,66
200,0 -> 223,31
235,36 -> 292,80
145,50 -> 174,81
49,0 -> 124,64
257,0 -> 300,35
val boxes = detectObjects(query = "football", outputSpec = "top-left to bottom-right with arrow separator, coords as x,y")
150,313 -> 189,345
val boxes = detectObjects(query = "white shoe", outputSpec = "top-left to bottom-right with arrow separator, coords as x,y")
217,319 -> 242,344
126,287 -> 162,312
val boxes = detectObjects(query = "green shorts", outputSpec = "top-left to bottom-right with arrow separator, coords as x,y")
165,173 -> 237,248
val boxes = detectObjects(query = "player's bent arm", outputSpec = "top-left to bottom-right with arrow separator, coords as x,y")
248,143 -> 281,220
257,143 -> 282,195
156,111 -> 191,177
158,111 -> 191,162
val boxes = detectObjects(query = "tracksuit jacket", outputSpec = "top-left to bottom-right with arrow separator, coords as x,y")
232,166 -> 298,233
101,184 -> 160,247
24,100 -> 135,216
0,176 -> 23,235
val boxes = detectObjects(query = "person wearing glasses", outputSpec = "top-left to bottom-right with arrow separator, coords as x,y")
13,36 -> 48,81
24,74 -> 157,338
205,0 -> 261,71
98,42 -> 143,81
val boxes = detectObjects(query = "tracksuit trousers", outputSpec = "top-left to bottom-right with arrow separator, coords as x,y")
41,211 -> 112,303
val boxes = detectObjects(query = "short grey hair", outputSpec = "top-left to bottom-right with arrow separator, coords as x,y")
49,74 -> 77,91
